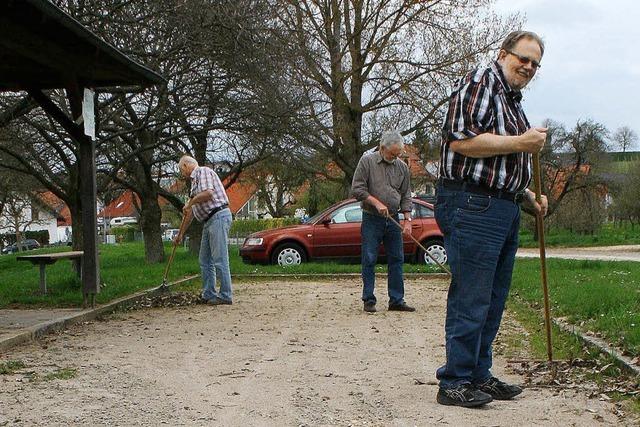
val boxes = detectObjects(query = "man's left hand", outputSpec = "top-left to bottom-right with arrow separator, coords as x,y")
523,190 -> 548,216
182,203 -> 191,216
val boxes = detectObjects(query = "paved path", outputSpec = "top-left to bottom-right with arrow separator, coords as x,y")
517,244 -> 640,262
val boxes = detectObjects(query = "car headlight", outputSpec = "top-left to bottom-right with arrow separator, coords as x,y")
244,237 -> 264,246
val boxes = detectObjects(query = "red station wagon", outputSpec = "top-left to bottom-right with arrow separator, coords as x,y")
240,198 -> 446,266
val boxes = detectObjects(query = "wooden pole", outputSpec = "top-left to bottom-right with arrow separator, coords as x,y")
161,212 -> 190,287
532,153 -> 553,362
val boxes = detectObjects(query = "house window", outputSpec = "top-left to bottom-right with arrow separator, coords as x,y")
31,206 -> 39,220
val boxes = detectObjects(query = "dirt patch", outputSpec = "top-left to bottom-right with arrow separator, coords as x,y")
0,279 -> 634,426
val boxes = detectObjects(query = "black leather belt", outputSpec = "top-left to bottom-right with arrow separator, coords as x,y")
438,178 -> 523,203
204,204 -> 229,222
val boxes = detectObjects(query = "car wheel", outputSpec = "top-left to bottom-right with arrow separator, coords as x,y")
418,239 -> 447,266
271,243 -> 307,266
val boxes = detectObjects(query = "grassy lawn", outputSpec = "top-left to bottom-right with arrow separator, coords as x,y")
511,258 -> 640,358
520,221 -> 640,247
0,242 -> 439,308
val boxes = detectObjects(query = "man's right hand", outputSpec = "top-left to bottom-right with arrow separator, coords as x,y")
518,127 -> 547,153
375,201 -> 388,216
173,235 -> 182,245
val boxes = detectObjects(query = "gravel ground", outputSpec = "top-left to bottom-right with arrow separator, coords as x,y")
0,278 -> 634,426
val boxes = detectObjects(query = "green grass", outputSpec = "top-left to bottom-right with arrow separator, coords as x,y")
0,242 -> 440,308
520,221 -> 640,247
0,360 -> 26,374
40,367 -> 78,382
511,258 -> 640,357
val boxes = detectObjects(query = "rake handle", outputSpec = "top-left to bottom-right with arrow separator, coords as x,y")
385,214 -> 451,276
162,211 -> 191,285
532,153 -> 553,362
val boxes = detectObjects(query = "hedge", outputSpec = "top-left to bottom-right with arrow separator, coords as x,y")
229,218 -> 301,236
111,225 -> 137,242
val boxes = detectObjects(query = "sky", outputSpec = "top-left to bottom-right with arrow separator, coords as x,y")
493,0 -> 639,145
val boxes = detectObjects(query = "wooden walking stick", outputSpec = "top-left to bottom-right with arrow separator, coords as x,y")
532,153 -> 553,363
160,212 -> 190,289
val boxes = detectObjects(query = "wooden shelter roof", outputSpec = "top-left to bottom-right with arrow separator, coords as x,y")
0,0 -> 164,91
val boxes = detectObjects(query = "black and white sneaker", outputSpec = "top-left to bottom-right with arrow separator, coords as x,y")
437,383 -> 493,408
474,377 -> 522,400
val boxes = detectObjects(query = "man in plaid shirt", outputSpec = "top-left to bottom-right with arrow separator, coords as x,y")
434,31 -> 549,407
175,155 -> 233,305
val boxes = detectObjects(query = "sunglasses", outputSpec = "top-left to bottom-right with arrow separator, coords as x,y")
506,50 -> 541,70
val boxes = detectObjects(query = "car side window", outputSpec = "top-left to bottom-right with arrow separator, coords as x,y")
411,203 -> 434,219
331,203 -> 363,224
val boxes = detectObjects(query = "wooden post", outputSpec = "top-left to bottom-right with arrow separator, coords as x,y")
66,82 -> 100,308
39,264 -> 47,294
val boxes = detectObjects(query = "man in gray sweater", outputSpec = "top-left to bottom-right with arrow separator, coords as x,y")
351,130 -> 415,313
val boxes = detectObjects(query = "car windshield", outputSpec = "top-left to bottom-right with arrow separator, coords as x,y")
304,201 -> 353,224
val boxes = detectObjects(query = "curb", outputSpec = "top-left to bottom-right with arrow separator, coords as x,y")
553,318 -> 640,376
0,275 -> 199,354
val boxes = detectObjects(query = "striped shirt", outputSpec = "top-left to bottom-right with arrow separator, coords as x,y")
189,166 -> 229,222
439,61 -> 532,193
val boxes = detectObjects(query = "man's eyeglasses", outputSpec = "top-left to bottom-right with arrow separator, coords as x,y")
506,50 -> 541,70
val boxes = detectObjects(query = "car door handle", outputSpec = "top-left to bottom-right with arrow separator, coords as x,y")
411,224 -> 420,228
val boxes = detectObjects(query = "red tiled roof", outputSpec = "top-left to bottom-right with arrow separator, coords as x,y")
36,191 -> 71,226
225,179 -> 256,214
100,191 -> 139,218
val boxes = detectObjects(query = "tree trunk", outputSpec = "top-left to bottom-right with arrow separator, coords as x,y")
139,192 -> 165,264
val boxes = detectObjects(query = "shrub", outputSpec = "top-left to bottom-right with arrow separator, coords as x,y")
230,218 -> 301,237
111,225 -> 136,242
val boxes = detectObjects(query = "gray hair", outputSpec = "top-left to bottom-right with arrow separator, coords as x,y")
501,30 -> 545,56
178,155 -> 198,169
379,130 -> 405,150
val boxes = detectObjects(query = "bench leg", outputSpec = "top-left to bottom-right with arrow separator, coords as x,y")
39,264 -> 47,295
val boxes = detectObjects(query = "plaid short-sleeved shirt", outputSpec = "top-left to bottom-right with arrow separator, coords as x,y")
438,61 -> 532,193
189,166 -> 229,222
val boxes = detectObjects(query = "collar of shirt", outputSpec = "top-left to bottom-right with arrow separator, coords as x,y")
189,166 -> 199,180
375,150 -> 396,165
491,60 -> 523,103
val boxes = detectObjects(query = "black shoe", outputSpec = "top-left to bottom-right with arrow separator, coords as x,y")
363,301 -> 377,312
388,302 -> 415,312
474,377 -> 522,400
207,298 -> 233,305
437,384 -> 493,408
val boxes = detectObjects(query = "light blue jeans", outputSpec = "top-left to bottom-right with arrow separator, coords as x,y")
200,208 -> 233,302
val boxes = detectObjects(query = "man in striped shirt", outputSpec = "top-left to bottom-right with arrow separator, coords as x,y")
175,155 -> 233,305
434,31 -> 549,407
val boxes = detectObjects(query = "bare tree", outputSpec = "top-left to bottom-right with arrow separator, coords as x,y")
539,118 -> 610,219
612,126 -> 638,153
273,0 -> 519,191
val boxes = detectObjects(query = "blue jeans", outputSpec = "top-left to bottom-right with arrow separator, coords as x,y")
434,185 -> 520,388
361,211 -> 405,306
200,208 -> 233,302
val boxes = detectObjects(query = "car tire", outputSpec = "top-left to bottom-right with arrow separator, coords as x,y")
418,238 -> 447,266
271,243 -> 307,266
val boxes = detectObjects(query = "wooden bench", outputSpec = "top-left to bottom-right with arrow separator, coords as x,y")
16,251 -> 84,295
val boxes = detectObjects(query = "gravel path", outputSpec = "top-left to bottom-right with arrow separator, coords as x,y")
0,278 -> 631,426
